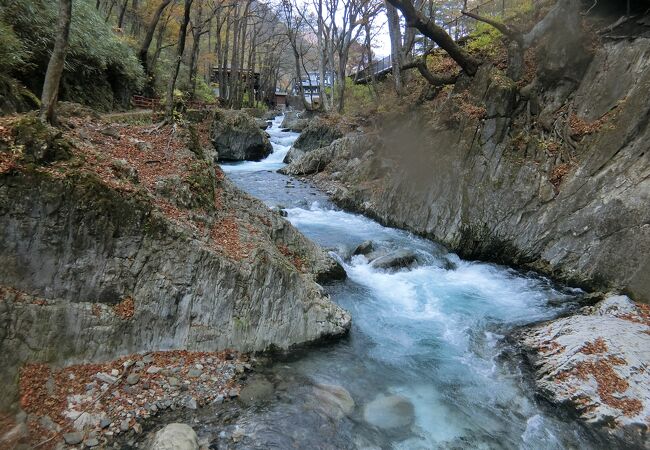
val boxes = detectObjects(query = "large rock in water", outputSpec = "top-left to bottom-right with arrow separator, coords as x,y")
283,117 -> 344,164
280,110 -> 309,132
518,295 -> 650,445
211,109 -> 272,161
147,423 -> 198,450
370,249 -> 419,271
279,135 -> 363,176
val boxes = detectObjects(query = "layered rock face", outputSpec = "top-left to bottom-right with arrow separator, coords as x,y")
210,109 -> 272,161
296,35 -> 650,303
280,111 -> 309,132
0,117 -> 349,411
282,117 -> 343,164
518,295 -> 650,444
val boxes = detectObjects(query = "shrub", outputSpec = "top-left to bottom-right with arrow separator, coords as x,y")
0,18 -> 27,72
0,0 -> 144,105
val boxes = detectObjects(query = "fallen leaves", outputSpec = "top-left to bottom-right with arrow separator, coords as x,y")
112,296 -> 135,320
18,350 -> 245,448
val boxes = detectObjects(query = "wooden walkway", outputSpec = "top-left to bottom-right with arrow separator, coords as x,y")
351,0 -> 525,84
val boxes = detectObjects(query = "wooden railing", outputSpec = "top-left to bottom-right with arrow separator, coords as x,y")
131,95 -> 160,110
352,0 -> 530,83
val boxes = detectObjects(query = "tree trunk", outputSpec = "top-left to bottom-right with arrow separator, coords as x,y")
386,0 -> 479,76
385,1 -> 403,94
316,0 -> 329,111
165,0 -> 193,119
235,2 -> 251,108
188,1 -> 203,99
221,14 -> 231,101
117,0 -> 128,29
150,11 -> 169,70
138,0 -> 173,75
40,0 -> 72,124
228,4 -> 242,106
105,0 -> 115,22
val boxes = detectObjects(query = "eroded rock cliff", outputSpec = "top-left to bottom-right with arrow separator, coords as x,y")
0,114 -> 349,411
291,32 -> 650,303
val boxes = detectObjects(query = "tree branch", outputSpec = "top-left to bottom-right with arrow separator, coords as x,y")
402,59 -> 458,86
461,10 -> 523,45
386,0 -> 480,76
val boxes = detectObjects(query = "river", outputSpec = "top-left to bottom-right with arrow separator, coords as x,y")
191,115 -> 605,449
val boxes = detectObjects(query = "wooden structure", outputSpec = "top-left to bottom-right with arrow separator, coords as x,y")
274,92 -> 287,109
131,95 -> 160,110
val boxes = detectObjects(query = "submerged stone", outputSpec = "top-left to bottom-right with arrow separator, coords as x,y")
363,395 -> 415,430
147,423 -> 198,450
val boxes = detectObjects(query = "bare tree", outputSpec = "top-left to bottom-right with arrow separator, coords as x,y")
385,0 -> 479,76
385,1 -> 403,93
40,0 -> 72,124
166,0 -> 194,119
280,0 -> 311,109
138,0 -> 174,76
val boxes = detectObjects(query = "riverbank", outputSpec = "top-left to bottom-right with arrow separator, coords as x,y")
2,349 -> 247,449
0,108 -> 350,447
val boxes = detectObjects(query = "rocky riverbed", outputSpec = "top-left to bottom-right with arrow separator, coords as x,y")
4,350 -> 247,449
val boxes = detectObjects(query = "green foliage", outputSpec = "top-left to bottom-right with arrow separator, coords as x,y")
0,18 -> 27,72
0,0 -> 143,88
466,22 -> 503,58
193,79 -> 217,104
342,77 -> 375,115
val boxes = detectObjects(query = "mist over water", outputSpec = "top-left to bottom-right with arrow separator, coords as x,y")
213,115 -> 603,449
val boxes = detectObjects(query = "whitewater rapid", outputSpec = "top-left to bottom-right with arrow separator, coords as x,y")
215,114 -> 601,449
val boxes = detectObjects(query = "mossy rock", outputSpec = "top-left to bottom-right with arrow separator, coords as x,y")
12,114 -> 72,164
0,75 -> 39,115
185,160 -> 216,210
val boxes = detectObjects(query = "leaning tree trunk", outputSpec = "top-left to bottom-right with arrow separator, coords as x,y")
138,0 -> 173,76
386,0 -> 479,76
40,0 -> 72,124
165,0 -> 193,119
385,1 -> 403,94
117,0 -> 128,29
187,1 -> 203,99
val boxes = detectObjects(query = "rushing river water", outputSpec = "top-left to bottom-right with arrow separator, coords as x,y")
193,115 -> 605,449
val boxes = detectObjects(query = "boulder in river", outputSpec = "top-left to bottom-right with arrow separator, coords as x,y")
211,109 -> 272,161
280,111 -> 309,132
147,423 -> 199,450
284,117 -> 344,164
238,377 -> 275,406
294,117 -> 343,151
363,394 -> 415,430
353,240 -> 374,256
312,383 -> 355,420
254,118 -> 269,130
518,294 -> 650,442
370,249 -> 419,271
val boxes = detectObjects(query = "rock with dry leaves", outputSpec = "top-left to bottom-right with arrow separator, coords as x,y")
518,295 -> 650,445
0,113 -> 349,413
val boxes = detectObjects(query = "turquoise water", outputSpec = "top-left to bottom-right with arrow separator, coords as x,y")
211,116 -> 604,449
